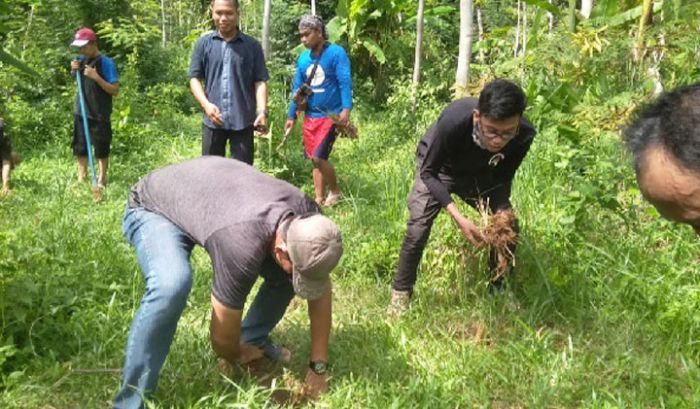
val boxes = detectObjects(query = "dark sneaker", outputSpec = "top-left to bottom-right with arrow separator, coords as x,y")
262,343 -> 291,363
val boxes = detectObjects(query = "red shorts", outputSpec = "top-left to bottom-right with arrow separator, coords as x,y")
302,117 -> 337,160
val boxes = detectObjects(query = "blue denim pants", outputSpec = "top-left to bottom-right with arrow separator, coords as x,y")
114,207 -> 294,409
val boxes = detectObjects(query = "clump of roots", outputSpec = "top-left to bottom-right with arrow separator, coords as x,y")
478,201 -> 517,282
328,114 -> 359,139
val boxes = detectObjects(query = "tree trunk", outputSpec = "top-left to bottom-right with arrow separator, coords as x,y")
160,0 -> 167,46
567,0 -> 576,32
514,0 -> 521,57
455,0 -> 473,97
22,4 -> 35,57
262,0 -> 271,60
311,0 -> 316,15
634,0 -> 653,62
476,7 -> 485,64
411,0 -> 425,113
521,2 -> 527,57
580,0 -> 593,19
548,0 -> 554,36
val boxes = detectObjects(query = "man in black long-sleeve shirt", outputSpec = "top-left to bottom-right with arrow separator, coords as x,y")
389,79 -> 536,315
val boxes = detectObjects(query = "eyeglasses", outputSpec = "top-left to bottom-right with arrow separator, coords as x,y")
478,121 -> 519,142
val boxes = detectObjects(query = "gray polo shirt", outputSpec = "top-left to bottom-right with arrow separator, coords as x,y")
127,157 -> 319,309
188,30 -> 269,131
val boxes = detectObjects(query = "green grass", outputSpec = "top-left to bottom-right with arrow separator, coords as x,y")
1,96 -> 699,408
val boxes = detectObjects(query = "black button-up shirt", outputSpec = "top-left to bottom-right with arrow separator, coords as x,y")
188,30 -> 269,131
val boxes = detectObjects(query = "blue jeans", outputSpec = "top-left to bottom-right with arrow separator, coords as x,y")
114,207 -> 294,409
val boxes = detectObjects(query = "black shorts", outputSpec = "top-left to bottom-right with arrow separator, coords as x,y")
72,115 -> 112,158
0,137 -> 12,162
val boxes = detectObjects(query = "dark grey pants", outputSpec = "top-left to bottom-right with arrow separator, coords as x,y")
202,125 -> 254,165
392,171 -> 518,293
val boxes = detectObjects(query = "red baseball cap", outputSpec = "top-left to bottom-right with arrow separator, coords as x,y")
71,28 -> 97,47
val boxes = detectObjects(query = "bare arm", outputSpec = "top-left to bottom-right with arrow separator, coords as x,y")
83,66 -> 120,96
254,81 -> 268,114
190,77 -> 210,111
445,202 -> 484,246
190,77 -> 223,126
304,286 -> 332,399
308,286 -> 332,361
210,295 -> 263,364
253,81 -> 268,132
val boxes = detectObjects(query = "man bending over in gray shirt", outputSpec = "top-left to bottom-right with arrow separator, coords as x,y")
113,157 -> 343,409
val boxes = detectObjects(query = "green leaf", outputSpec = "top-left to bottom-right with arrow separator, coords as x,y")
523,0 -> 560,16
359,38 -> 386,64
590,2 -> 662,28
326,16 -> 347,44
0,48 -> 39,76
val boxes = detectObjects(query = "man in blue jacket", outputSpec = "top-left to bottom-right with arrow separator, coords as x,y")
284,15 -> 352,207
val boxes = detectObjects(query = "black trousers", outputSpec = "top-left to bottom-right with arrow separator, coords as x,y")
202,125 -> 254,165
392,171 -> 519,292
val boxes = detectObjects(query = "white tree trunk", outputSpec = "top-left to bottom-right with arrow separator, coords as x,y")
411,0 -> 425,112
548,0 -> 554,36
455,0 -> 474,95
522,2 -> 527,57
262,0 -> 271,60
514,0 -> 521,57
311,0 -> 316,15
477,7 -> 485,64
22,4 -> 35,56
580,0 -> 593,19
160,0 -> 167,46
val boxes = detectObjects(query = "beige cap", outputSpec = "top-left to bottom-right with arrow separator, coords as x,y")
287,214 -> 343,300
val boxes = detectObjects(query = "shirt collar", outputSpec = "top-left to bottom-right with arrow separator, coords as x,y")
214,29 -> 242,42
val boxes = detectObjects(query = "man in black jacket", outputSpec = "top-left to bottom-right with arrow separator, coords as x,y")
388,79 -> 536,315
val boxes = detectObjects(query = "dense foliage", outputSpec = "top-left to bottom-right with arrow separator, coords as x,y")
1,0 -> 699,407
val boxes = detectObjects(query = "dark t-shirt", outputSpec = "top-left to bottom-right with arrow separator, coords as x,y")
128,157 -> 319,309
73,55 -> 119,122
188,30 -> 269,131
416,97 -> 536,209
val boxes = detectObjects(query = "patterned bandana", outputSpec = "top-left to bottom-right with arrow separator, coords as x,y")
299,14 -> 328,40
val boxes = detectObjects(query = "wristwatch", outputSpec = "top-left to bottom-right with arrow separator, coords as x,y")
256,109 -> 268,117
309,360 -> 328,375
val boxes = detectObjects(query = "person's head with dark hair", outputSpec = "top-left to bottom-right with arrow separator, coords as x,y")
211,0 -> 240,38
211,0 -> 238,9
472,79 -> 527,153
623,82 -> 700,235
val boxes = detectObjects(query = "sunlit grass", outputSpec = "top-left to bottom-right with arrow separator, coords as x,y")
1,96 -> 699,408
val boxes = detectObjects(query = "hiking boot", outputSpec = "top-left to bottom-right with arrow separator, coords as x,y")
324,191 -> 342,207
387,289 -> 411,317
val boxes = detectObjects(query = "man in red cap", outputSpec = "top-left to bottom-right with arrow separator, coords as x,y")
69,27 -> 119,188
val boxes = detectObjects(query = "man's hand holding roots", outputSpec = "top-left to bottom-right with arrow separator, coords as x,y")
456,215 -> 485,247
217,344 -> 329,401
